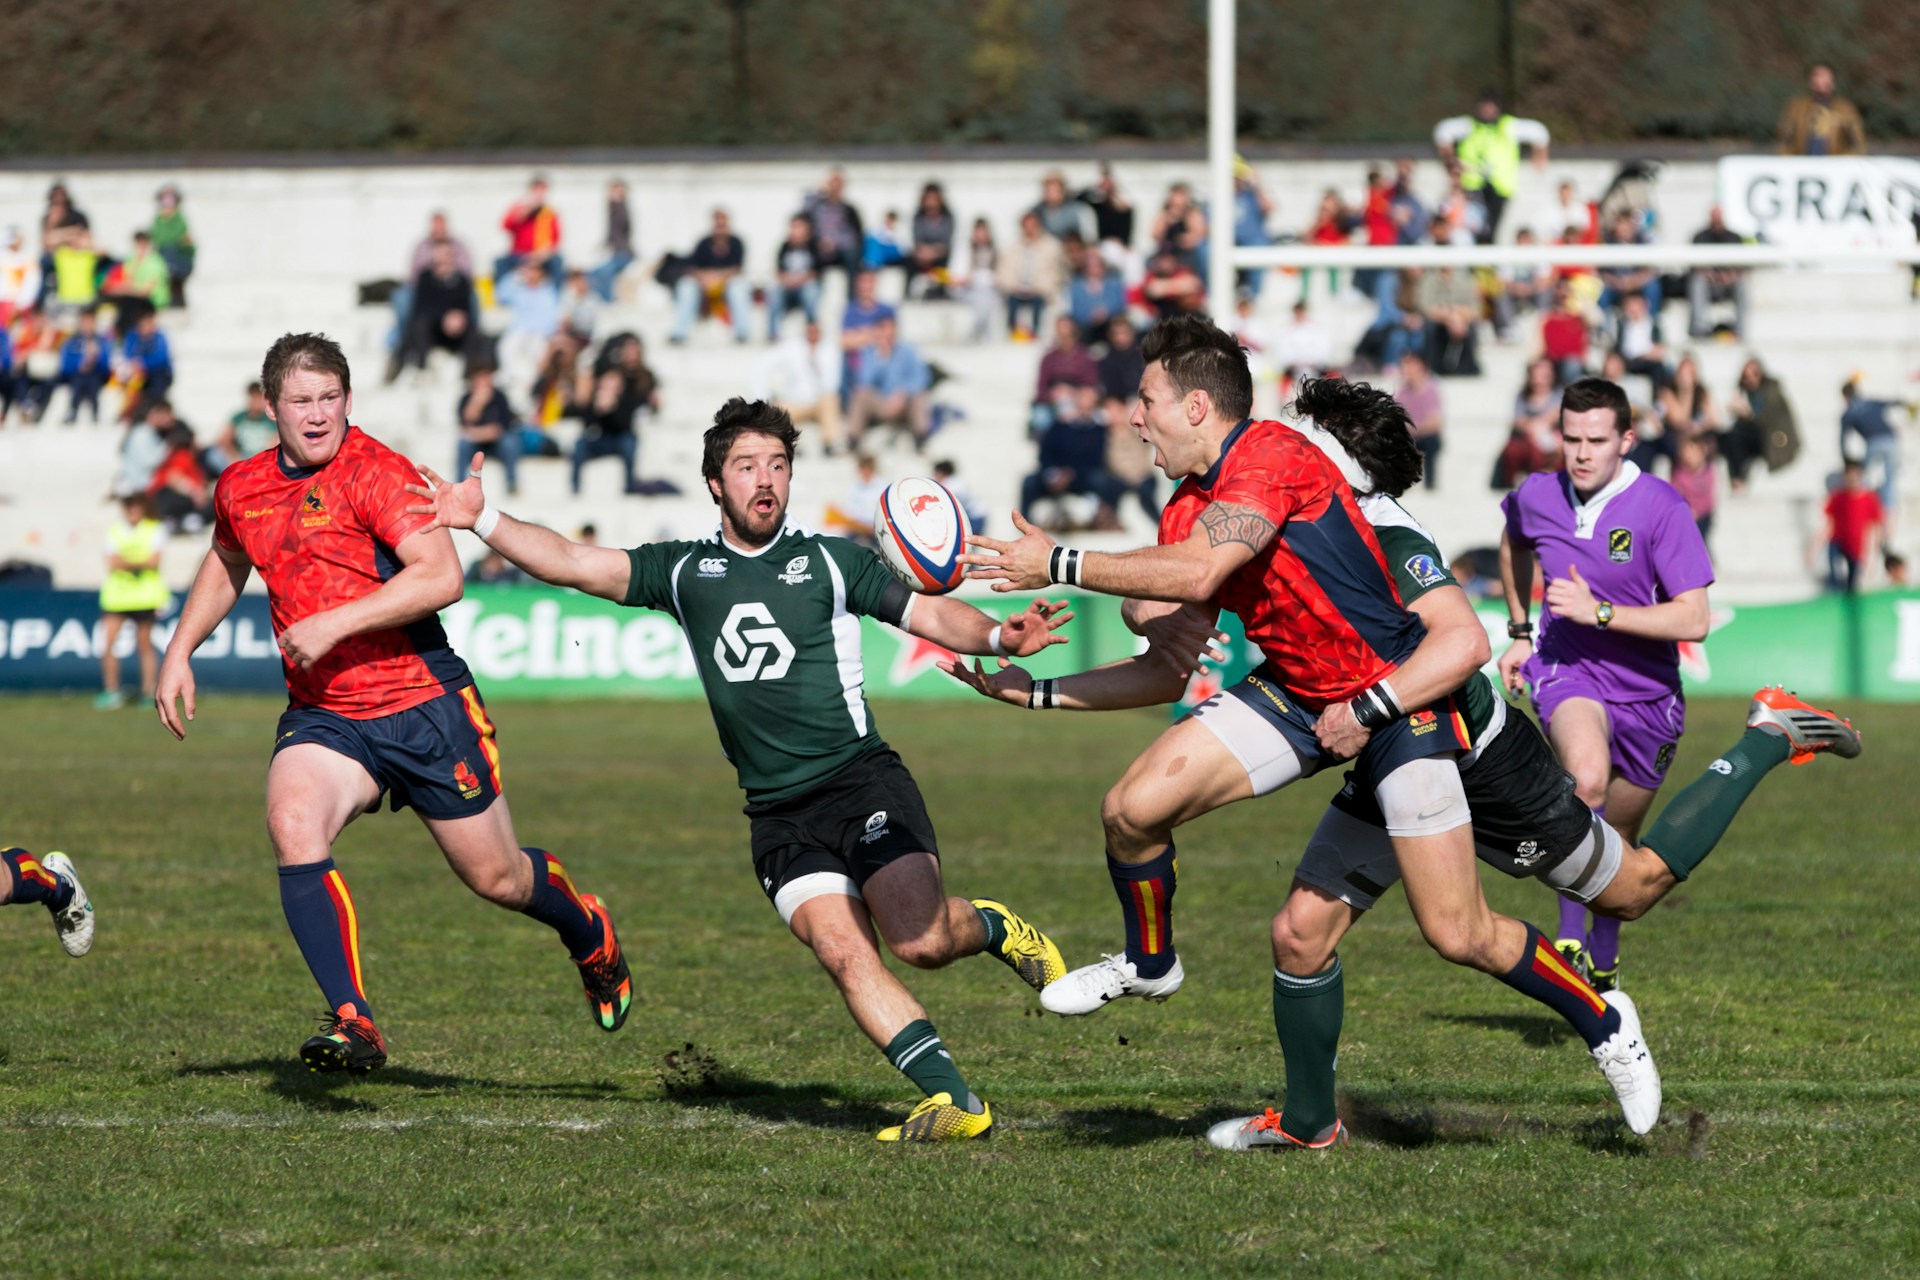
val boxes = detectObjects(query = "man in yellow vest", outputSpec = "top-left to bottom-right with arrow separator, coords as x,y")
1433,90 -> 1551,245
98,490 -> 171,710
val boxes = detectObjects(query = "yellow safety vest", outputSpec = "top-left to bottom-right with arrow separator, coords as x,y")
1456,116 -> 1522,197
100,519 -> 171,614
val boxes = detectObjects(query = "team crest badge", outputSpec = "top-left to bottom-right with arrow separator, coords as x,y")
300,483 -> 331,529
1404,553 -> 1448,588
1655,742 -> 1676,774
860,810 -> 891,844
454,759 -> 483,799
1409,709 -> 1438,736
1608,528 -> 1633,563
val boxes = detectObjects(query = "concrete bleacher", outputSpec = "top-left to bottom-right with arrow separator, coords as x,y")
0,154 -> 1915,604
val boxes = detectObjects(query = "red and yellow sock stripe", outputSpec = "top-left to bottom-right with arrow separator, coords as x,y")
1531,936 -> 1606,1017
458,687 -> 504,793
545,854 -> 596,924
1129,878 -> 1170,955
322,868 -> 368,1006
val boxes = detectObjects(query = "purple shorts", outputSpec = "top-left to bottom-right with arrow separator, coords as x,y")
1528,663 -> 1686,791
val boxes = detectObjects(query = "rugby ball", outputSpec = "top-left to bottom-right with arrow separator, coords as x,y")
874,476 -> 972,594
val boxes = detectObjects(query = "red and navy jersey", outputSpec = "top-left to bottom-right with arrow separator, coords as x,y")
213,426 -> 470,718
1158,419 -> 1424,710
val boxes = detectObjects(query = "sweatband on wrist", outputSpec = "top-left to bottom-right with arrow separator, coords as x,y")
473,503 -> 502,540
1349,679 -> 1404,731
1046,546 -> 1085,587
987,625 -> 1009,659
1026,677 -> 1060,710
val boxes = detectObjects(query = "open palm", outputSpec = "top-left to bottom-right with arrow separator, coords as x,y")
405,455 -> 489,531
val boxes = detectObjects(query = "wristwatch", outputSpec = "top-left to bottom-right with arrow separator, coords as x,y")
1506,620 -> 1533,640
1595,601 -> 1615,629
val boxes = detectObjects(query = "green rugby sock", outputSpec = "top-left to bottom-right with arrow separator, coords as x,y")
974,903 -> 1009,954
883,1019 -> 976,1111
1642,728 -> 1793,881
1273,958 -> 1344,1142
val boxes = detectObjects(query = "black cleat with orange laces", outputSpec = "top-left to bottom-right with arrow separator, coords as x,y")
300,1005 -> 388,1074
575,894 -> 633,1032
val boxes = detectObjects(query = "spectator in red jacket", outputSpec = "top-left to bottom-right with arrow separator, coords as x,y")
497,174 -> 562,282
1824,460 -> 1885,593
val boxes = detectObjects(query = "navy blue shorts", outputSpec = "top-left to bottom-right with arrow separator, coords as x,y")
1221,663 -> 1472,790
273,683 -> 503,821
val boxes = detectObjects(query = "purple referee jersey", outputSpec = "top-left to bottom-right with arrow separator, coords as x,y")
1502,461 -> 1715,702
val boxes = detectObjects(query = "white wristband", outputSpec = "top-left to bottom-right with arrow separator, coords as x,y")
987,625 -> 1009,659
473,503 -> 502,541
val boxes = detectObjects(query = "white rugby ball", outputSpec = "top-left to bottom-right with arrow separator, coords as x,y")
874,476 -> 972,594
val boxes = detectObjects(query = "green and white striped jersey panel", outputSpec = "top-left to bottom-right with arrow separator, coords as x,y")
1358,493 -> 1502,746
625,523 -> 900,802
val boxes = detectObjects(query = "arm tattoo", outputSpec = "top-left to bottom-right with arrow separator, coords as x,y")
1198,502 -> 1278,555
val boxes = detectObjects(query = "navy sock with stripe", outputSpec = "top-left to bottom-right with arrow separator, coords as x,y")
1111,843 -> 1178,979
1495,922 -> 1619,1049
3,847 -> 72,911
278,858 -> 372,1020
518,847 -> 603,961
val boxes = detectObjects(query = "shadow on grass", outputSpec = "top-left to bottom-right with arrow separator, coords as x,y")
1050,1104 -> 1241,1147
653,1077 -> 900,1133
1425,1011 -> 1573,1049
176,1058 -> 632,1112
1340,1089 -> 1651,1156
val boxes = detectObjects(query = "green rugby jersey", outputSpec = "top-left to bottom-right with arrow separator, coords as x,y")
624,523 -> 913,802
1358,493 -> 1501,743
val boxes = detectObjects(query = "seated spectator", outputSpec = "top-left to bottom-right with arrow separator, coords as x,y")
1141,250 -> 1205,322
466,550 -> 525,586
671,208 -> 752,344
1395,351 -> 1446,487
117,310 -> 173,420
387,211 -> 473,376
101,231 -> 172,333
1272,301 -> 1333,399
149,420 -> 213,532
1034,315 -> 1100,405
587,179 -> 634,302
1777,62 -> 1867,156
752,320 -> 843,454
559,268 -> 598,352
1078,164 -> 1136,266
572,334 -> 658,495
768,214 -> 823,341
1655,353 -> 1719,464
907,183 -> 955,298
1539,279 -> 1590,384
209,381 -> 277,472
1067,251 -> 1128,346
149,186 -> 194,308
1600,350 -> 1662,442
863,209 -> 909,278
1492,227 -> 1550,339
1495,357 -> 1563,488
1150,183 -> 1208,273
57,309 -> 110,425
1300,187 -> 1353,302
0,226 -> 41,325
961,219 -> 998,343
1688,206 -> 1747,339
1386,158 -> 1431,246
528,344 -> 582,438
1033,171 -> 1095,246
846,315 -> 933,452
1611,291 -> 1671,388
1417,264 -> 1481,376
456,362 -> 521,496
1597,210 -> 1660,313
493,257 -> 562,395
1721,357 -> 1800,490
803,167 -> 865,279
49,229 -> 101,320
1669,433 -> 1718,548
393,241 -> 478,376
1098,316 -> 1145,404
997,211 -> 1066,342
41,183 -> 90,255
1232,158 -> 1277,299
115,398 -> 175,497
8,310 -> 59,421
1351,268 -> 1425,374
496,174 -> 561,281
931,458 -> 988,533
1021,385 -> 1123,531
1824,461 -> 1884,593
822,453 -> 890,544
1102,394 -> 1160,521
840,268 -> 896,389
1535,178 -> 1597,244
1433,172 -> 1485,245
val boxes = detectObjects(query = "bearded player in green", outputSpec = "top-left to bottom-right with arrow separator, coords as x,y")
407,398 -> 1071,1142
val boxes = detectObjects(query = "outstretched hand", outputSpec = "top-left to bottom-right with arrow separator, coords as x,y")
998,596 -> 1074,657
938,656 -> 1032,706
961,510 -> 1057,593
404,455 -> 488,533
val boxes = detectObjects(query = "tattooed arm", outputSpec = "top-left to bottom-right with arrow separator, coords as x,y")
1064,500 -> 1278,603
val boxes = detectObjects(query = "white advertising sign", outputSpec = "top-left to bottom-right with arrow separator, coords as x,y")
1719,156 -> 1920,250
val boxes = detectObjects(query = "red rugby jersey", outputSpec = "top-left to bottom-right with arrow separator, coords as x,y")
213,426 -> 471,718
1157,419 -> 1425,709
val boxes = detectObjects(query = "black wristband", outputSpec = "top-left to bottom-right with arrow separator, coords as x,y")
1506,619 -> 1533,640
1047,546 -> 1083,587
1349,683 -> 1400,731
1026,677 -> 1060,710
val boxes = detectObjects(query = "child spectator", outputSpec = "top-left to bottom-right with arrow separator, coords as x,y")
1824,460 -> 1884,593
57,309 -> 110,424
149,186 -> 195,307
117,310 -> 174,420
97,490 -> 170,710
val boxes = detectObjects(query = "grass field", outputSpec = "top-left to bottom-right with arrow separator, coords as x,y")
1,691 -> 1917,1278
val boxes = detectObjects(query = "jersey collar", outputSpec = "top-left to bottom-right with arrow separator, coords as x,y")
274,425 -> 356,481
717,518 -> 810,557
1194,418 -> 1253,490
1563,459 -> 1641,539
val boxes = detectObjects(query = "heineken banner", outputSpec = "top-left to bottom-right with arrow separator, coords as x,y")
4,586 -> 1919,702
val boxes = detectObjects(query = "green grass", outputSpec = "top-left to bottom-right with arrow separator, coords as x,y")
2,692 -> 1917,1278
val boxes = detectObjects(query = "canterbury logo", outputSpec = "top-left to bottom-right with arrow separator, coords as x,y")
712,602 -> 795,683
697,557 -> 728,577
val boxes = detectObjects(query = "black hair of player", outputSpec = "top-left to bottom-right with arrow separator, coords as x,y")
262,332 -> 352,404
1558,377 -> 1632,437
701,398 -> 799,504
1138,313 -> 1254,421
1289,375 -> 1423,499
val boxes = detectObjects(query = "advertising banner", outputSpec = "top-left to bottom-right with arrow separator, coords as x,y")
1717,155 -> 1920,252
5,587 -> 1918,703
